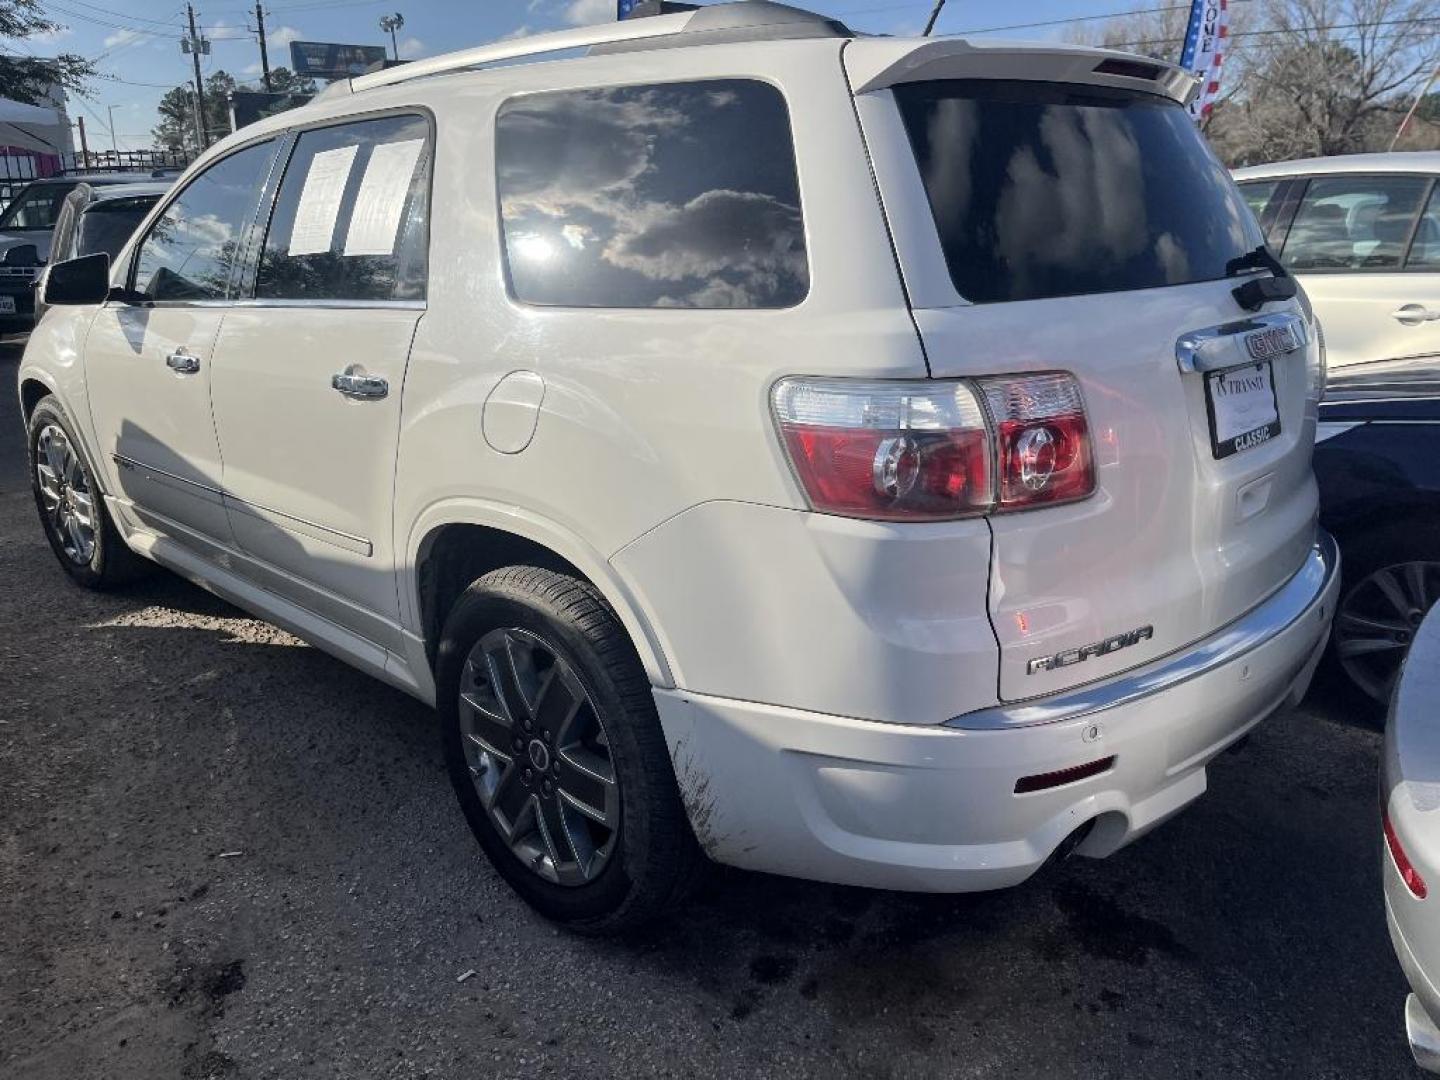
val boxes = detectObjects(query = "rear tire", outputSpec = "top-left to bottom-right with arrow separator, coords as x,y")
27,395 -> 148,590
436,564 -> 705,932
1325,522 -> 1440,723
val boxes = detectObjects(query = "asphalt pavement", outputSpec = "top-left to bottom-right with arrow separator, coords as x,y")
0,338 -> 1420,1079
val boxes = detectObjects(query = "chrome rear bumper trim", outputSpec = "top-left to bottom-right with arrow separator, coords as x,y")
947,531 -> 1338,730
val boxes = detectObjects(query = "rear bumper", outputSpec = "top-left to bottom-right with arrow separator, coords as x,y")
656,533 -> 1338,891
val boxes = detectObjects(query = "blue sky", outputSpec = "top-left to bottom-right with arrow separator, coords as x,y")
18,0 -> 1175,150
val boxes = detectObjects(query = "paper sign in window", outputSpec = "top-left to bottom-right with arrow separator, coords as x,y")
288,144 -> 358,256
344,139 -> 424,257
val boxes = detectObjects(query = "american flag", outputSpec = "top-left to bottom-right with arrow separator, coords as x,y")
1178,0 -> 1230,122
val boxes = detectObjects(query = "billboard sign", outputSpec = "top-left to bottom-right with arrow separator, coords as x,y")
288,41 -> 389,81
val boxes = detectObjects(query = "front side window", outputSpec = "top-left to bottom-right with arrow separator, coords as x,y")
495,79 -> 809,309
0,182 -> 74,231
255,114 -> 430,302
894,80 -> 1263,304
133,141 -> 276,301
1281,175 -> 1430,272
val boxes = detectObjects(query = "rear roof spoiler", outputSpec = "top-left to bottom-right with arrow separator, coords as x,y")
844,38 -> 1197,105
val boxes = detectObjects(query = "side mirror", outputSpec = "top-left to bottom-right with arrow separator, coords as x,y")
3,243 -> 39,267
43,252 -> 111,306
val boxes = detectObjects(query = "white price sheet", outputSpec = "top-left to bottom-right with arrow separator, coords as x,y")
288,144 -> 358,256
344,139 -> 424,257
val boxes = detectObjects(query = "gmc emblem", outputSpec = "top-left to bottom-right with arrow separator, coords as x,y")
1244,325 -> 1297,362
1027,625 -> 1155,675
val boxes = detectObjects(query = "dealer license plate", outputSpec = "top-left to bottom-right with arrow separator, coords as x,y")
1205,360 -> 1280,459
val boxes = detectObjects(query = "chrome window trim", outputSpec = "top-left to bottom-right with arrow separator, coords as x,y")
231,297 -> 426,311
947,532 -> 1339,730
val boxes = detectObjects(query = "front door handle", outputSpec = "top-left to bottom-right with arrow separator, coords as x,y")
1391,304 -> 1439,325
331,367 -> 389,400
165,349 -> 200,374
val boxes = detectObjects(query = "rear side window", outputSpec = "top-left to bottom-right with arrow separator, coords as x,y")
893,80 -> 1263,304
495,79 -> 808,309
1407,184 -> 1440,270
1280,175 -> 1429,272
133,141 -> 276,301
256,113 -> 430,302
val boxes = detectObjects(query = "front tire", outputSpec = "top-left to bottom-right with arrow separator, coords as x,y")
436,565 -> 704,932
27,396 -> 147,589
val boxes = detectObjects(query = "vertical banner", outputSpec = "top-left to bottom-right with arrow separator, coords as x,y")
1179,0 -> 1230,122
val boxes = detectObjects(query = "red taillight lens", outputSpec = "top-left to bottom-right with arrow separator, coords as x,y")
772,373 -> 1096,522
979,373 -> 1096,509
772,380 -> 993,520
1386,810 -> 1428,899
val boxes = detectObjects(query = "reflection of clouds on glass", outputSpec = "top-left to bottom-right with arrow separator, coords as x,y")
1153,232 -> 1189,281
497,80 -> 808,309
174,211 -> 235,248
995,107 -> 1145,289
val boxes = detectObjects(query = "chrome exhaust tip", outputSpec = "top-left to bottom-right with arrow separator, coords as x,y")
1407,995 -> 1440,1074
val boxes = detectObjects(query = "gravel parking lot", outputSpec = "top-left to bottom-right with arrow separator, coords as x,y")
0,338 -> 1418,1079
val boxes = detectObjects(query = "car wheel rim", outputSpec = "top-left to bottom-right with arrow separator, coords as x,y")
1335,560 -> 1440,703
34,423 -> 97,566
458,627 -> 620,887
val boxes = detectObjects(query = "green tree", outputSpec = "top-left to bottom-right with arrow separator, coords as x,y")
0,0 -> 93,104
153,70 -> 238,152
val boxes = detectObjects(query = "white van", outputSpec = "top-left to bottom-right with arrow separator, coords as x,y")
19,1 -> 1338,930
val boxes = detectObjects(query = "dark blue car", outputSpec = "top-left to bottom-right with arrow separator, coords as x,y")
1315,358 -> 1440,706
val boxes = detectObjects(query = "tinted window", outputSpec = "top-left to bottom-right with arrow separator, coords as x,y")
78,197 -> 161,261
134,142 -> 275,301
1281,175 -> 1429,272
255,114 -> 430,302
0,182 -> 74,230
495,79 -> 808,309
1407,183 -> 1440,270
894,81 -> 1263,304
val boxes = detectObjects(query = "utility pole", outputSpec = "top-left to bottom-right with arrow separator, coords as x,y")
252,1 -> 272,92
182,4 -> 211,150
75,115 -> 89,168
107,104 -> 119,159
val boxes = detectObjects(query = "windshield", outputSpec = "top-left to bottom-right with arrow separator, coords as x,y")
893,80 -> 1263,304
0,182 -> 74,231
76,197 -> 158,260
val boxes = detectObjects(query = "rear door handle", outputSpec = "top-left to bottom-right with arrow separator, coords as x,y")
1391,304 -> 1439,325
331,367 -> 389,400
165,349 -> 200,374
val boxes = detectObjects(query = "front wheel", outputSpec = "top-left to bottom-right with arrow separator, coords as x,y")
436,565 -> 705,932
27,396 -> 147,589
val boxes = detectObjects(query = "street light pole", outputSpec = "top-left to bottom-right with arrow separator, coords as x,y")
379,12 -> 405,61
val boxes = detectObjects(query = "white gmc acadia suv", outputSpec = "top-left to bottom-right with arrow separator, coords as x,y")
17,1 -> 1340,930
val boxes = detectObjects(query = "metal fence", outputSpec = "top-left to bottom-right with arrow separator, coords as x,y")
0,148 -> 196,185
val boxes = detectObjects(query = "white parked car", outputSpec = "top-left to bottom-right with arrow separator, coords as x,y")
1383,606 -> 1440,1072
18,1 -> 1338,930
1234,152 -> 1440,371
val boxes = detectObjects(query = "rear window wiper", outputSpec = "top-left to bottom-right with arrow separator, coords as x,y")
1226,244 -> 1296,311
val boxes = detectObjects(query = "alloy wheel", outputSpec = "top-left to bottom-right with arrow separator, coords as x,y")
34,423 -> 97,566
458,627 -> 620,886
1335,560 -> 1440,703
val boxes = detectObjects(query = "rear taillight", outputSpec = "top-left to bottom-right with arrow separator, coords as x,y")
979,373 -> 1095,510
771,373 -> 1094,522
770,379 -> 992,520
1386,810 -> 1428,899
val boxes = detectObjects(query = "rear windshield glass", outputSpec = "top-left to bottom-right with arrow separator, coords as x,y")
893,80 -> 1262,304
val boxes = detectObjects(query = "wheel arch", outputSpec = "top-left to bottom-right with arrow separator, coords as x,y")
404,501 -> 677,689
19,375 -> 53,421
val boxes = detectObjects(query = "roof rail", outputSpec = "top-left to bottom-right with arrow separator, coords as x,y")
337,2 -> 852,97
345,11 -> 696,95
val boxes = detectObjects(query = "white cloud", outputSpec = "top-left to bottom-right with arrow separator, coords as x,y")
242,61 -> 263,76
30,25 -> 73,44
499,24 -> 533,40
102,27 -> 143,49
397,36 -> 425,57
563,0 -> 613,26
268,25 -> 304,49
